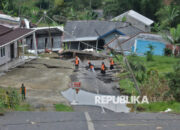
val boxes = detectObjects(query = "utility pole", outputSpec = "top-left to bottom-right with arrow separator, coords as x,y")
108,36 -> 141,95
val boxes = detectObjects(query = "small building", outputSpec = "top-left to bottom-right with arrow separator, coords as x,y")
105,33 -> 169,56
63,20 -> 142,51
111,10 -> 154,32
0,25 -> 35,66
26,26 -> 63,53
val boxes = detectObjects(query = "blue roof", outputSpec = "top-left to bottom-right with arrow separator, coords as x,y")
98,29 -> 125,39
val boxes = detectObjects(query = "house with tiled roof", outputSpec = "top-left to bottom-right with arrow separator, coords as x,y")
0,25 -> 35,66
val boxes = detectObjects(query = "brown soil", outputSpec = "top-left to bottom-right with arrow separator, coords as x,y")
0,58 -> 73,111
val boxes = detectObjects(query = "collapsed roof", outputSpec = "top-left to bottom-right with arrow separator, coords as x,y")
63,20 -> 143,42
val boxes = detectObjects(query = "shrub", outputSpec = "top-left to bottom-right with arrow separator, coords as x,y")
140,69 -> 171,102
167,61 -> 180,102
164,48 -> 172,56
0,88 -> 20,109
146,45 -> 154,61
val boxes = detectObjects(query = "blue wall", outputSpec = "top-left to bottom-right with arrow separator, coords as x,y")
132,39 -> 166,56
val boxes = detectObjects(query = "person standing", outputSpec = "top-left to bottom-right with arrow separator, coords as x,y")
101,62 -> 106,74
75,56 -> 79,70
110,58 -> 114,70
20,83 -> 26,100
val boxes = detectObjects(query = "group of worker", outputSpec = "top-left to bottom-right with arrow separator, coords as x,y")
74,56 -> 115,74
100,58 -> 114,74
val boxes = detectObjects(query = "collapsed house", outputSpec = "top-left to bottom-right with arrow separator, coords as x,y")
111,10 -> 154,32
63,20 -> 143,51
104,33 -> 176,56
26,26 -> 63,53
0,25 -> 35,66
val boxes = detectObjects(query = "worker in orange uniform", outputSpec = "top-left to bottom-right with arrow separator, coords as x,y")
75,56 -> 79,70
101,62 -> 106,74
20,83 -> 26,100
110,58 -> 114,70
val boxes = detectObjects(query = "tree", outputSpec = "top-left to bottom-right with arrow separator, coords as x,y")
168,61 -> 180,102
146,45 -> 154,61
156,5 -> 179,30
103,0 -> 163,20
164,24 -> 180,55
54,0 -> 64,7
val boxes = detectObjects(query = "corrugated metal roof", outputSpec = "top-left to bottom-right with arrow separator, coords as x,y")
128,10 -> 154,26
63,36 -> 98,42
33,26 -> 64,31
112,10 -> 154,26
0,14 -> 20,22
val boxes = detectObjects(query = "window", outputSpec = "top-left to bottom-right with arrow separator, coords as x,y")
1,47 -> 5,57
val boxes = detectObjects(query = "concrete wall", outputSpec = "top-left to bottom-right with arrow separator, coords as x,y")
0,42 -> 18,66
127,16 -> 151,32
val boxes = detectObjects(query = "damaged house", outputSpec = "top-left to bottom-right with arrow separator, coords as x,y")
105,33 -> 175,56
26,26 -> 63,53
63,20 -> 143,51
0,25 -> 35,66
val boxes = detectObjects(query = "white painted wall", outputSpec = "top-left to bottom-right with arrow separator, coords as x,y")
127,16 -> 151,32
0,44 -> 10,66
0,42 -> 18,66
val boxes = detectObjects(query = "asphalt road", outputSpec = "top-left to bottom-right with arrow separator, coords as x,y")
70,60 -> 121,95
0,112 -> 180,130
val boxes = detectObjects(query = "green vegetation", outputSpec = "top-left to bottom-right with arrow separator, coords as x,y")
54,104 -> 73,112
119,79 -> 137,95
14,103 -> 32,111
0,0 -> 179,28
116,55 -> 179,97
0,87 -> 32,113
167,61 -> 180,102
146,45 -> 154,61
137,101 -> 180,113
115,54 -> 180,113
129,55 -> 179,76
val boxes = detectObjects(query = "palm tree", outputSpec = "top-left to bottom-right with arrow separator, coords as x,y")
156,6 -> 179,29
165,24 -> 180,55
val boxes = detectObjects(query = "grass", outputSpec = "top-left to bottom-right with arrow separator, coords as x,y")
137,101 -> 180,113
116,55 -> 179,96
54,104 -> 73,112
116,55 -> 179,75
119,78 -> 138,95
128,55 -> 179,76
15,103 -> 33,111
